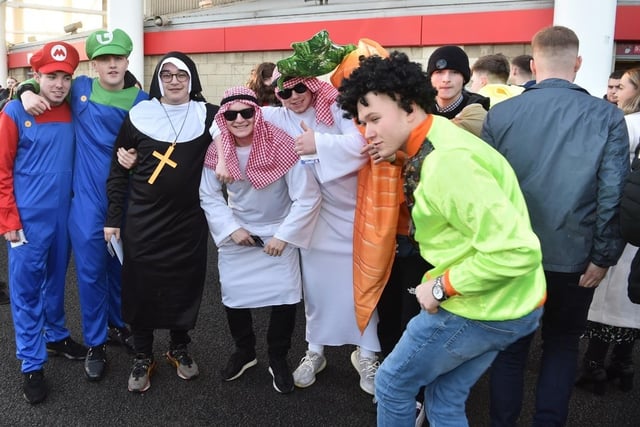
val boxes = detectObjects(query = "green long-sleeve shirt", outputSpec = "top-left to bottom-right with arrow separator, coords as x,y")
413,115 -> 546,321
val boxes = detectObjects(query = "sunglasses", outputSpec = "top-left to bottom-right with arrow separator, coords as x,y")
277,83 -> 308,99
223,108 -> 255,121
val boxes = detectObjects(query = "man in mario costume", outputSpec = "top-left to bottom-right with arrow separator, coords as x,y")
0,41 -> 83,404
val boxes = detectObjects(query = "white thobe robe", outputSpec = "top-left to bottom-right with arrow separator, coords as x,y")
262,104 -> 381,350
200,145 -> 321,308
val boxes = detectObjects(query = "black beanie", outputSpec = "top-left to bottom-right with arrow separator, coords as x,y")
427,45 -> 471,84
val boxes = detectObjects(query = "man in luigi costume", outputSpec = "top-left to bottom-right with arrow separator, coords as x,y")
18,28 -> 148,381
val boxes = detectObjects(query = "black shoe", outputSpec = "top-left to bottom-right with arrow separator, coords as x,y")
607,363 -> 635,392
0,282 -> 9,305
107,326 -> 135,354
46,336 -> 87,360
221,351 -> 257,381
269,358 -> 294,394
23,369 -> 47,404
576,360 -> 607,395
84,344 -> 107,381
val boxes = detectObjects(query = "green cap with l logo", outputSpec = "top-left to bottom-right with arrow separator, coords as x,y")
85,28 -> 133,59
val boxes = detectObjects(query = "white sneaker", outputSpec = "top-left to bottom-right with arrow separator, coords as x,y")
415,401 -> 426,427
292,350 -> 327,388
350,347 -> 379,395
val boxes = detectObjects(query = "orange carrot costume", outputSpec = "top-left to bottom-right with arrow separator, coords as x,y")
330,39 -> 403,333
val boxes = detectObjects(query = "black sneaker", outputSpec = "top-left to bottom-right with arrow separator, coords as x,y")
46,336 -> 87,360
268,358 -> 294,394
221,351 -> 257,381
84,344 -> 107,381
107,326 -> 135,354
23,369 -> 47,404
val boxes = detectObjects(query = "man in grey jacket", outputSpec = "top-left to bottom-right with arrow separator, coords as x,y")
482,26 -> 629,426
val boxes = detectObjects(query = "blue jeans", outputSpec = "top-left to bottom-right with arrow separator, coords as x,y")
375,307 -> 542,427
489,272 -> 594,427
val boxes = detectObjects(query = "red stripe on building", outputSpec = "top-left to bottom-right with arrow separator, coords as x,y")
615,5 -> 640,40
421,9 -> 554,45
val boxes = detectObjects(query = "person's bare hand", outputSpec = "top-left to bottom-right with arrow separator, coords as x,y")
4,230 -> 20,242
22,91 -> 50,116
117,148 -> 138,170
360,143 -> 396,164
230,228 -> 255,246
579,262 -> 608,288
104,227 -> 120,242
415,279 -> 440,314
216,161 -> 234,184
263,237 -> 287,257
294,121 -> 317,156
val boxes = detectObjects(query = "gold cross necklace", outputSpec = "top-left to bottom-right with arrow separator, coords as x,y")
148,99 -> 191,184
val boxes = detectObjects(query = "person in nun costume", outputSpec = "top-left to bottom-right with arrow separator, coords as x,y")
200,86 -> 321,394
104,51 -> 219,393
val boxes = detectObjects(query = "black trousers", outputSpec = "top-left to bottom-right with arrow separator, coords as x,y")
131,327 -> 191,357
377,237 -> 431,359
225,303 -> 296,360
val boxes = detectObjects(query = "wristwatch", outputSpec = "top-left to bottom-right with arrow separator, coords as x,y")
432,276 -> 448,302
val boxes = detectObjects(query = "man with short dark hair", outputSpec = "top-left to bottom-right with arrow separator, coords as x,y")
605,69 -> 624,104
484,26 -> 629,426
509,54 -> 535,87
470,53 -> 524,107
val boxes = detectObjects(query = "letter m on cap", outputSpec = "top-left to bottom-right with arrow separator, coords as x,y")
51,44 -> 68,61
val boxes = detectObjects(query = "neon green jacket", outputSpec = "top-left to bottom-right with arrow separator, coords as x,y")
412,115 -> 546,321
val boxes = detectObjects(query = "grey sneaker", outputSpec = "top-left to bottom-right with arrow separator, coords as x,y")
128,355 -> 156,393
292,350 -> 327,388
166,346 -> 199,380
350,347 -> 379,395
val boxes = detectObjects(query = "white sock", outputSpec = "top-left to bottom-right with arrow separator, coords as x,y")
359,348 -> 376,360
308,343 -> 324,356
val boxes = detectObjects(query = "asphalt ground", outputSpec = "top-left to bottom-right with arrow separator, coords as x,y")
1,238 -> 639,426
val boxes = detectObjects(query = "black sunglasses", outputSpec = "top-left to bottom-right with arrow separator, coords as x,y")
277,83 -> 308,99
223,108 -> 255,121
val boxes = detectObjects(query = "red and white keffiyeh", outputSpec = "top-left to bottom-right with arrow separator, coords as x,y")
204,86 -> 299,189
275,75 -> 339,127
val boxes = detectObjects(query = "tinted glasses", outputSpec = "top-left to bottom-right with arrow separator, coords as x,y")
223,108 -> 255,121
277,83 -> 308,99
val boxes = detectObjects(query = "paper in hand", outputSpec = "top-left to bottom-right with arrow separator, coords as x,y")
107,235 -> 124,264
10,229 -> 28,248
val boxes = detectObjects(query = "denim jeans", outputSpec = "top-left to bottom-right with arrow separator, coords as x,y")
489,272 -> 594,427
375,306 -> 542,427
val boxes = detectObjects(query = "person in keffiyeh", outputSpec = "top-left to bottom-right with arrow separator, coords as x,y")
259,68 -> 380,395
272,72 -> 339,128
200,86 -> 321,394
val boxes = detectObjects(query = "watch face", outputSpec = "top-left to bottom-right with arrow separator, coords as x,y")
433,284 -> 444,300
